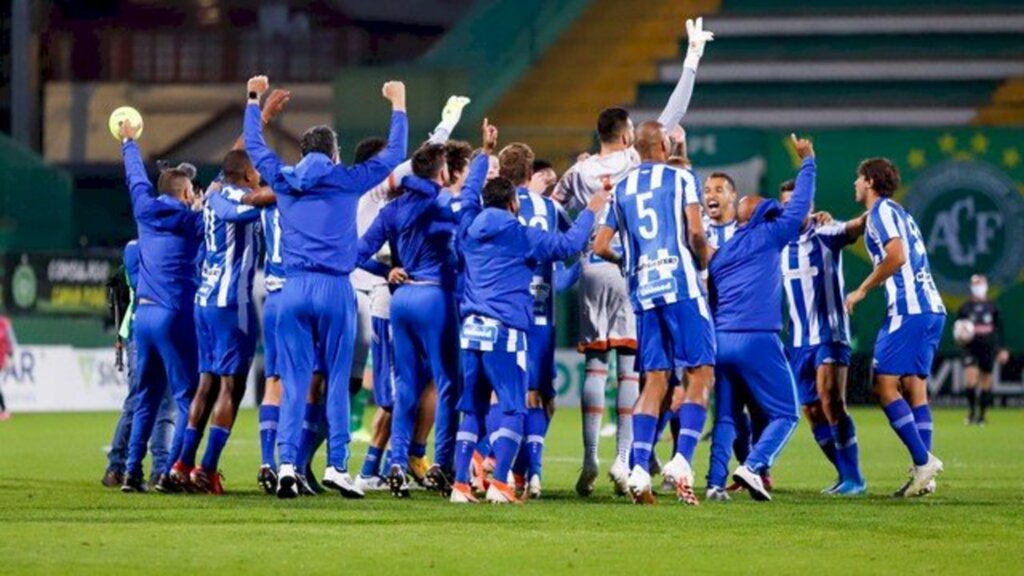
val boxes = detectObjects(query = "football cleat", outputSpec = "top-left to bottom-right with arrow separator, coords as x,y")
608,456 -> 630,496
732,465 -> 771,502
409,456 -> 431,487
627,465 -> 655,505
425,464 -> 454,496
898,454 -> 943,498
662,454 -> 699,506
190,466 -> 224,495
485,480 -> 521,504
101,469 -> 124,488
527,474 -> 542,499
169,461 -> 195,492
833,479 -> 868,496
258,465 -> 278,495
450,482 -> 479,504
355,474 -> 388,492
576,460 -> 600,497
471,452 -> 490,494
387,464 -> 411,498
322,466 -> 365,499
120,471 -> 147,493
152,473 -> 185,494
276,464 -> 299,499
822,479 -> 842,495
705,486 -> 731,501
761,471 -> 774,492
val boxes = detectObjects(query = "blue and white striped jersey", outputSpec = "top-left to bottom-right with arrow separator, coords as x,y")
865,198 -> 945,318
517,187 -> 572,326
704,219 -> 737,250
460,314 -> 529,353
603,162 -> 705,312
260,206 -> 285,293
782,221 -> 852,348
196,184 -> 259,308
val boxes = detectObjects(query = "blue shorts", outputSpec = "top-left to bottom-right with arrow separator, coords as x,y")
787,342 -> 852,405
458,317 -> 528,415
527,324 -> 556,399
263,292 -> 282,378
195,304 -> 257,376
371,316 -> 396,409
874,313 -> 945,378
636,298 -> 716,373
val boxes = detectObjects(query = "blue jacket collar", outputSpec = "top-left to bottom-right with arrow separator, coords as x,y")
281,153 -> 333,190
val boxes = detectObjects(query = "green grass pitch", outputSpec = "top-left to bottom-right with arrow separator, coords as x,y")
1,407 -> 1021,574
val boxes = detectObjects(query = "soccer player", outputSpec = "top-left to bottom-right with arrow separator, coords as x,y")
958,274 -> 1010,425
168,150 -> 262,495
356,143 -> 462,497
552,17 -> 713,495
845,157 -> 945,497
593,121 -> 712,505
449,119 -> 606,504
117,120 -> 204,493
244,74 -> 407,499
707,134 -> 816,502
778,179 -> 867,496
702,172 -> 738,252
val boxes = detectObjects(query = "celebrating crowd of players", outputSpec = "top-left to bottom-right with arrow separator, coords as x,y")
102,19 -> 951,504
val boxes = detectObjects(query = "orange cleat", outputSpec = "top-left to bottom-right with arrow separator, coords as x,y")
485,480 -> 522,504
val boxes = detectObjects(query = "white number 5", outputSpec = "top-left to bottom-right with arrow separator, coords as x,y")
636,192 -> 658,240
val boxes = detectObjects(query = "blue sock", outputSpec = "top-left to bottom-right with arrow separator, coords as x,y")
912,404 -> 933,452
297,403 -> 321,470
835,415 -> 862,484
454,414 -> 484,485
409,442 -> 427,460
258,405 -> 279,468
675,403 -> 707,464
512,438 -> 529,478
382,449 -> 392,470
360,446 -> 384,478
525,407 -> 549,479
631,414 -> 658,473
477,403 -> 501,458
883,399 -> 929,466
491,413 -> 525,483
200,425 -> 230,471
812,421 -> 839,467
179,426 -> 202,468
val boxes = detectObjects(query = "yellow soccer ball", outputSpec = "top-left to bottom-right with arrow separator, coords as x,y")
108,106 -> 144,140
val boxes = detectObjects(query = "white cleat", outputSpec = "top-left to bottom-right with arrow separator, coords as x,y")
276,463 -> 299,499
322,466 -> 365,499
527,474 -> 542,499
608,457 -> 630,496
627,465 -> 655,505
354,474 -> 388,492
705,486 -> 731,501
575,460 -> 599,497
485,481 -> 520,504
662,454 -> 699,506
901,454 -> 943,498
924,479 -> 937,495
731,465 -> 772,502
450,483 -> 479,504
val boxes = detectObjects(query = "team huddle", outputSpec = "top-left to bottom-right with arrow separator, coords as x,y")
109,19 -> 947,505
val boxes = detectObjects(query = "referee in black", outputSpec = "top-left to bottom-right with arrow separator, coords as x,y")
958,274 -> 1010,425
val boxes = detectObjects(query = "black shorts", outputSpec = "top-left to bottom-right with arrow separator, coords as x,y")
964,341 -> 997,373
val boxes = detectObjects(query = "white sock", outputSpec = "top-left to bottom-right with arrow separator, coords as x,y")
616,353 -> 639,463
582,352 -> 609,467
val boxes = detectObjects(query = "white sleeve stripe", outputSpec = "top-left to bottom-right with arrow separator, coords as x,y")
879,200 -> 902,240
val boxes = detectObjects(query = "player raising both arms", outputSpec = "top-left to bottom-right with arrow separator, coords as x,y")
593,121 -> 712,505
553,17 -> 714,496
845,158 -> 945,497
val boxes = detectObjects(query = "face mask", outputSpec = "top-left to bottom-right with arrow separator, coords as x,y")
971,284 -> 988,299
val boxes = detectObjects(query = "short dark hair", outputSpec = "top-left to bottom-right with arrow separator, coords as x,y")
858,157 -> 900,197
222,150 -> 254,185
778,179 -> 796,194
499,143 -> 534,186
300,125 -> 338,159
445,140 -> 473,181
532,159 -> 553,174
483,177 -> 517,209
411,143 -> 448,180
708,172 -> 736,191
597,107 -> 631,144
156,168 -> 191,197
353,137 -> 386,164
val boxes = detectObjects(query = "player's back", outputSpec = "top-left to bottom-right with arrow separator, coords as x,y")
556,149 -> 640,210
865,198 -> 945,317
782,221 -> 851,348
517,187 -> 570,325
610,162 -> 703,311
198,184 -> 260,308
379,175 -> 457,288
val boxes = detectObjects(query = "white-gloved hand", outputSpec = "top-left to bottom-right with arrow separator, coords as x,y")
683,17 -> 714,71
439,95 -> 471,132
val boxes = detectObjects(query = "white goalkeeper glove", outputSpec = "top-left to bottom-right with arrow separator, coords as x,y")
438,95 -> 471,133
683,17 -> 714,71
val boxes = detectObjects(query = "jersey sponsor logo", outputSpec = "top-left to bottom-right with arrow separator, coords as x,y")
462,323 -> 498,343
636,254 -> 679,273
906,160 -> 1024,296
638,277 -> 677,300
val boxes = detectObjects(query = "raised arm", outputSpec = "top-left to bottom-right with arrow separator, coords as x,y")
769,135 -> 816,246
244,76 -> 289,194
120,138 -> 155,210
342,82 -> 409,194
428,95 -> 471,144
657,17 -> 713,129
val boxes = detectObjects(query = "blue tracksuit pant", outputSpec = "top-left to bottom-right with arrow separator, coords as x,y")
389,284 -> 459,471
276,272 -> 357,470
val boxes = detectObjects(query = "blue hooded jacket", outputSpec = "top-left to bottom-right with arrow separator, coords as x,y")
356,174 -> 458,290
708,156 -> 816,332
121,140 -> 203,311
244,103 -> 407,276
457,155 -> 597,331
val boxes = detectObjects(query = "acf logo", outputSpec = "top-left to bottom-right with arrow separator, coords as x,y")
905,161 -> 1024,296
